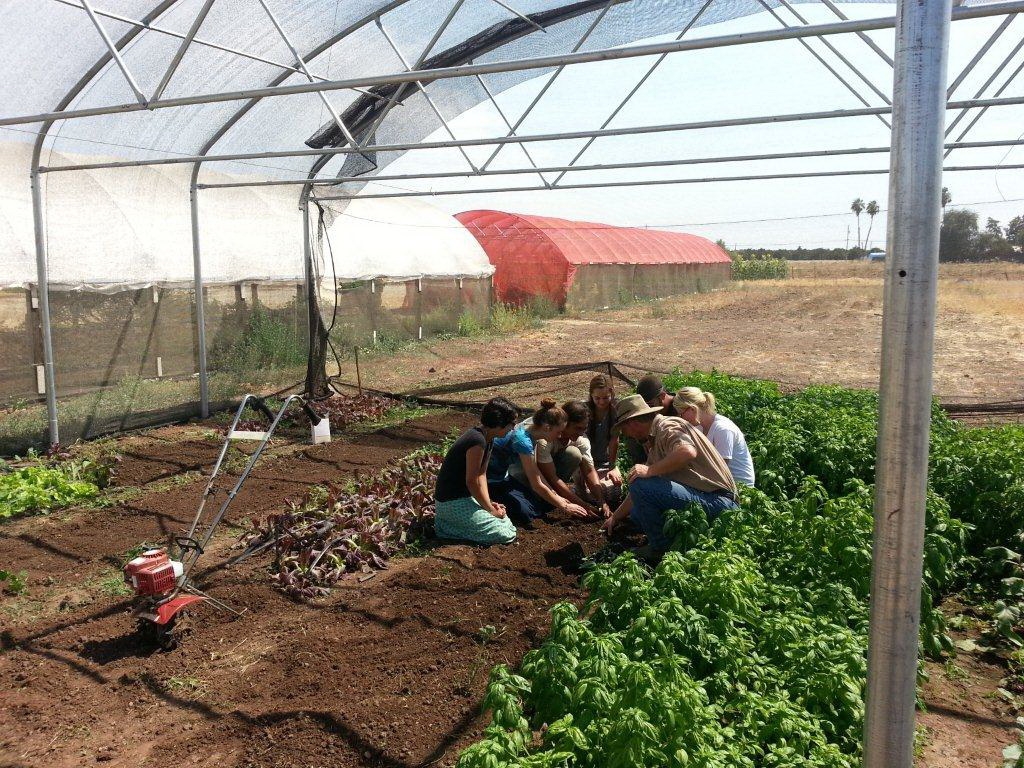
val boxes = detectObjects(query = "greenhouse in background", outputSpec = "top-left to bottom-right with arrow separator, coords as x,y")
315,197 -> 494,349
456,209 -> 732,311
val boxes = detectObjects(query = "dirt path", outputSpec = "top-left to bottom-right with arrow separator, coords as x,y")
918,650 -> 1019,767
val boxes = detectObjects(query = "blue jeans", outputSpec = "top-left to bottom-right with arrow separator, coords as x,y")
488,477 -> 552,524
628,476 -> 738,552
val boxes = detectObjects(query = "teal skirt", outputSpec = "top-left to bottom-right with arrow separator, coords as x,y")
434,496 -> 517,545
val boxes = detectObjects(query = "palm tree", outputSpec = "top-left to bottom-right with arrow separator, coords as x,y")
864,200 -> 880,250
941,187 -> 952,209
851,198 -> 865,249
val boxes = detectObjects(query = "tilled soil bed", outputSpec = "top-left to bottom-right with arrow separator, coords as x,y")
0,411 -> 606,768
1,410 -> 1016,767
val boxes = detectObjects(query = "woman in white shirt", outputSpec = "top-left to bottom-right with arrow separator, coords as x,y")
672,387 -> 756,487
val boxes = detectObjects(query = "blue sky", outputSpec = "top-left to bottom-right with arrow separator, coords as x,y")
373,3 -> 1024,250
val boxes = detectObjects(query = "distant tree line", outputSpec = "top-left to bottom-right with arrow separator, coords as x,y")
723,188 -> 1023,263
731,247 -> 868,261
940,210 -> 1023,263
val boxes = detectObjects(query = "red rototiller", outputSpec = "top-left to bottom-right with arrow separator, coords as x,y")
124,394 -> 327,649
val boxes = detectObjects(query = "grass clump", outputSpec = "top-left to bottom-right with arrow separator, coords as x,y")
209,305 -> 307,374
92,569 -> 131,597
459,302 -> 547,338
370,328 -> 416,355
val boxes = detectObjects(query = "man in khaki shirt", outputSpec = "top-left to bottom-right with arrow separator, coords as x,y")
601,394 -> 738,561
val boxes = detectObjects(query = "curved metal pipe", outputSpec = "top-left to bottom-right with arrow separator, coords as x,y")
30,0 -> 188,445
187,0 -> 416,407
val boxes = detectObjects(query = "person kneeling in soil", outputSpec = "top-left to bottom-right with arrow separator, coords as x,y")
586,374 -> 624,506
601,394 -> 738,562
434,397 -> 519,545
535,400 -> 609,518
621,373 -> 677,466
489,399 -> 591,524
672,387 -> 756,487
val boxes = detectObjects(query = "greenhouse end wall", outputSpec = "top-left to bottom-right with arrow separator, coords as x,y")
564,262 -> 732,311
0,276 -> 491,454
0,282 -> 309,454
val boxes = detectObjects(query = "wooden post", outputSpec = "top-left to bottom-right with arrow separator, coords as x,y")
416,278 -> 423,340
152,285 -> 163,378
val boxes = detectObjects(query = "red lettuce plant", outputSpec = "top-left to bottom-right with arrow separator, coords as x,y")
242,452 -> 442,598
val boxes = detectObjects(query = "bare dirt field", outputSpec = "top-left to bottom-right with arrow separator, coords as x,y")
334,261 -> 1024,407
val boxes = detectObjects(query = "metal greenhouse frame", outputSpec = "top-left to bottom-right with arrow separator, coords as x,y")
5,1 -> 1024,764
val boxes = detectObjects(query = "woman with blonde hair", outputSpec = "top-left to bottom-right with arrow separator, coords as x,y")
672,387 -> 755,487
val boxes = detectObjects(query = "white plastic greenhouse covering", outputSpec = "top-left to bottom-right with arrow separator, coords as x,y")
318,198 -> 493,282
0,143 -> 302,289
0,0 -> 910,294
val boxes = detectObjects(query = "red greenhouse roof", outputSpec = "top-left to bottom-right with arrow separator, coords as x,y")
455,210 -> 731,266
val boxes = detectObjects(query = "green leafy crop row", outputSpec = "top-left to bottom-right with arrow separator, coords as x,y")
0,456 -> 108,520
731,256 -> 789,281
457,371 -> 1023,767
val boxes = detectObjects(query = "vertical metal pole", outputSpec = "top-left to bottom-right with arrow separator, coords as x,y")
190,182 -> 210,418
30,171 -> 59,444
863,1 -> 951,767
302,195 -> 318,390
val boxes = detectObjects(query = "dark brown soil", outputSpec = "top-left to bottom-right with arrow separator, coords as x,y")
918,649 -> 1019,767
0,412 -> 472,587
0,411 -> 608,768
108,429 -> 227,488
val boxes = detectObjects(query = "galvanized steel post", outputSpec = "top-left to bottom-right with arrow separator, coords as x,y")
190,182 -> 210,418
30,171 -> 59,444
863,1 -> 952,766
301,193 -> 318,391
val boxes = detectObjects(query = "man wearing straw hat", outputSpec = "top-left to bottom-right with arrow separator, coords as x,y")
601,394 -> 738,563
